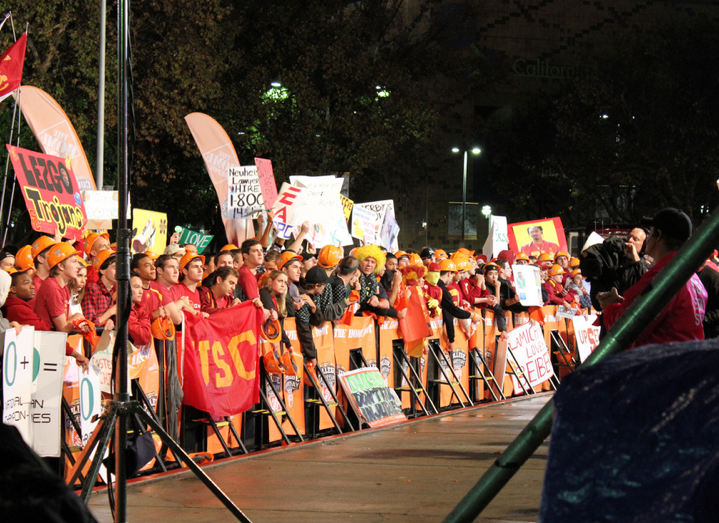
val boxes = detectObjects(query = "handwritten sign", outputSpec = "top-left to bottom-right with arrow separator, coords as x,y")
224,165 -> 264,219
572,315 -> 600,363
337,367 -> 406,428
254,157 -> 278,209
175,225 -> 214,254
507,322 -> 554,391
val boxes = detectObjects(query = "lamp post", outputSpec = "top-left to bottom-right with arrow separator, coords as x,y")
452,147 -> 481,246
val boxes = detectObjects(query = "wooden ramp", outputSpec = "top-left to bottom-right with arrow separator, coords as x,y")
88,394 -> 552,523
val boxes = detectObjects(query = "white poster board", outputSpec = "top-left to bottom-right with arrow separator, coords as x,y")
512,264 -> 543,307
507,322 -> 554,391
351,204 -> 379,242
2,328 -> 35,444
224,165 -> 264,219
31,331 -> 67,457
79,365 -> 102,447
482,215 -> 508,258
572,315 -> 601,363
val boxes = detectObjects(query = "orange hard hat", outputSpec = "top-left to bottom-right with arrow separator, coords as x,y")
569,256 -> 580,268
571,269 -> 582,277
539,253 -> 553,262
434,249 -> 448,260
261,319 -> 283,343
151,316 -> 176,340
516,252 -> 530,261
439,259 -> 458,273
548,264 -> 565,276
84,232 -> 110,255
318,245 -> 343,269
394,250 -> 409,260
31,236 -> 56,259
409,253 -> 422,265
221,244 -> 239,251
277,251 -> 303,270
94,249 -> 116,271
263,349 -> 287,375
554,251 -> 569,261
179,252 -> 205,272
15,245 -> 33,272
47,243 -> 80,269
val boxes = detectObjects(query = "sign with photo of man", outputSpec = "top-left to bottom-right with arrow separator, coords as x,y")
508,217 -> 568,258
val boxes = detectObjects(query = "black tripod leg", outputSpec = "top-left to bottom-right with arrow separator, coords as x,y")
79,406 -> 119,503
134,406 -> 253,523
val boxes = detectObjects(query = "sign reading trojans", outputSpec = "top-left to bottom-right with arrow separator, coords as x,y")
182,302 -> 263,416
7,145 -> 88,240
507,322 -> 554,391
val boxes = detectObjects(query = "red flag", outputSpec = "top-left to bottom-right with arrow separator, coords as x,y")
398,286 -> 433,344
0,33 -> 26,104
182,302 -> 263,416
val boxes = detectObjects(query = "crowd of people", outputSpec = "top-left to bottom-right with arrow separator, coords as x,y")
0,207 -> 715,377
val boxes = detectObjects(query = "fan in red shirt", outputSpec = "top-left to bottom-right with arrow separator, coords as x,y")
31,243 -> 91,369
172,252 -> 208,319
128,275 -> 152,346
152,254 -> 192,324
199,266 -> 240,315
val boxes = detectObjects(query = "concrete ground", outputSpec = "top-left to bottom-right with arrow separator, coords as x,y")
88,394 -> 552,523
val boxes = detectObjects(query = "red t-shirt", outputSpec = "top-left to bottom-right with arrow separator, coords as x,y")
150,280 -> 178,303
141,284 -> 169,315
172,283 -> 202,313
237,265 -> 259,300
33,277 -> 70,331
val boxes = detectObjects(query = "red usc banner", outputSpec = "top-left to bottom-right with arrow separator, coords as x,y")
6,145 -> 87,240
182,302 -> 262,416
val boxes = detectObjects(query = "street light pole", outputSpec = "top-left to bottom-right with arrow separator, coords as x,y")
462,150 -> 468,246
453,147 -> 481,247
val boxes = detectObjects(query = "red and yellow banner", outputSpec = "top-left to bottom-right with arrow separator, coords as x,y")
182,302 -> 262,416
7,145 -> 87,240
0,34 -> 26,104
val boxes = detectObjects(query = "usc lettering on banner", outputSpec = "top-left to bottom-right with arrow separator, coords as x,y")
182,302 -> 262,416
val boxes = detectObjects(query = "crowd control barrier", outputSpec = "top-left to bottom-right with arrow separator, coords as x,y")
0,304 -> 595,490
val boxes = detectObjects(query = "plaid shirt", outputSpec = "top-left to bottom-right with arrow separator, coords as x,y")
81,280 -> 114,324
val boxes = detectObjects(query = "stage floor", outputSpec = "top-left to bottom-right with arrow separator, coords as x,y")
88,394 -> 552,523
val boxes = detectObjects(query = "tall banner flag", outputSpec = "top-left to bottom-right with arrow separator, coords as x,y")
184,112 -> 255,245
7,145 -> 88,240
0,33 -> 27,104
15,86 -> 97,190
182,302 -> 263,416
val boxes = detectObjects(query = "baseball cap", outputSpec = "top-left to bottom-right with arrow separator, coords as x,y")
164,244 -> 186,257
641,208 -> 692,242
305,266 -> 329,285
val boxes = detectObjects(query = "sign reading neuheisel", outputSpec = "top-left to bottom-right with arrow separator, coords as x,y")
6,145 -> 87,240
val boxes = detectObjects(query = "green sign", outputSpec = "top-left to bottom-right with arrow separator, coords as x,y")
338,367 -> 406,428
175,226 -> 214,254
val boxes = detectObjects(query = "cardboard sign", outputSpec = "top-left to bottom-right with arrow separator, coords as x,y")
340,194 -> 353,222
512,264 -> 543,307
351,204 -> 379,242
507,322 -> 554,391
2,328 -> 35,444
175,225 -> 214,254
508,217 -> 567,258
338,367 -> 406,428
224,165 -> 264,219
482,215 -> 508,258
557,305 -> 579,319
31,331 -> 67,457
79,365 -> 102,448
81,190 -> 129,230
254,158 -> 278,210
572,315 -> 601,363
272,183 -> 306,228
379,203 -> 400,252
7,145 -> 88,240
132,209 -> 168,254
